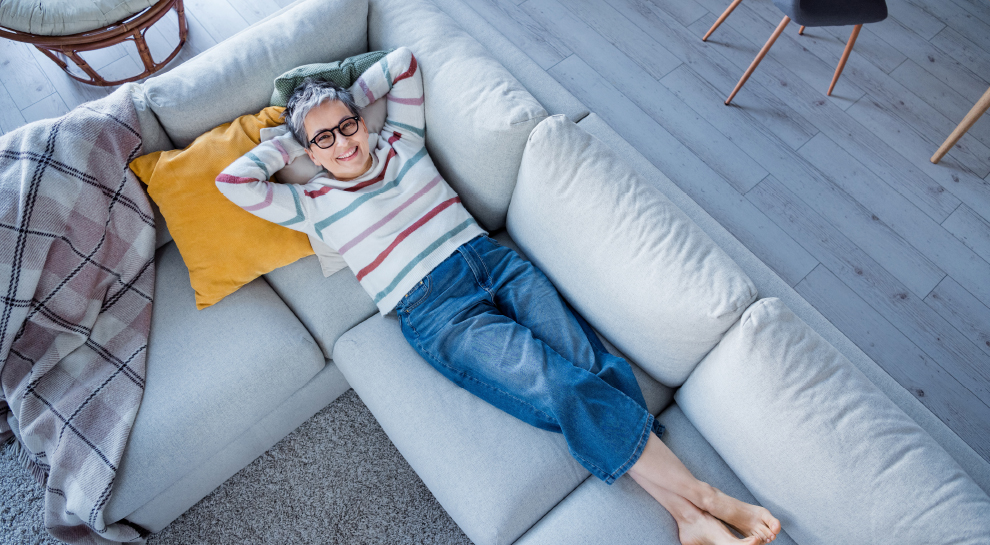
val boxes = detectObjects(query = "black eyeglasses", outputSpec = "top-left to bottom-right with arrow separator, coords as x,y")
308,116 -> 361,149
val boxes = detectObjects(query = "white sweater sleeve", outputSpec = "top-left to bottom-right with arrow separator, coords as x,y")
349,47 -> 425,141
215,135 -> 316,232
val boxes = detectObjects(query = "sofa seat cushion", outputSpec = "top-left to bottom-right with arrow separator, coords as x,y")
516,405 -> 796,545
368,0 -> 548,232
263,257 -> 378,360
333,308 -> 672,545
119,362 -> 352,533
676,297 -> 990,544
143,0 -> 369,148
104,242 -> 326,523
507,115 -> 757,387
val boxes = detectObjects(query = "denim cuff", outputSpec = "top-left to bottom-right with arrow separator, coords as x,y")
601,411 -> 657,485
652,415 -> 666,440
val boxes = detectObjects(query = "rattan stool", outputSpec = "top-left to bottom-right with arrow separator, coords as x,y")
0,0 -> 187,86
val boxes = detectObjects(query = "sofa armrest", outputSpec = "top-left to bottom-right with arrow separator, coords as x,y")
677,298 -> 990,543
576,112 -> 990,495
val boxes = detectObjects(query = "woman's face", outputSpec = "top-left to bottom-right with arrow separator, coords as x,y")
303,99 -> 373,181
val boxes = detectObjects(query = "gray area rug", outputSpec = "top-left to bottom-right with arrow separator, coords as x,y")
0,390 -> 472,545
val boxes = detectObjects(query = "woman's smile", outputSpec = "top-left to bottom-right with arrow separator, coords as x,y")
337,146 -> 360,161
303,100 -> 373,181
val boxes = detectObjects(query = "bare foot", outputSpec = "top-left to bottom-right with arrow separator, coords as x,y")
701,486 -> 781,543
678,509 -> 763,545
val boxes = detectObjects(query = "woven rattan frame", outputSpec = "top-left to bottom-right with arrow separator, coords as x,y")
0,0 -> 187,86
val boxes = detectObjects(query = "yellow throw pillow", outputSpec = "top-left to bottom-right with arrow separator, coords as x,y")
130,107 -> 314,309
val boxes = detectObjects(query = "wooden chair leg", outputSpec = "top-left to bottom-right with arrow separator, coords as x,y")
828,24 -> 861,96
726,16 -> 790,105
66,49 -> 107,85
932,85 -> 990,163
703,0 -> 742,41
799,25 -> 805,35
133,29 -> 156,71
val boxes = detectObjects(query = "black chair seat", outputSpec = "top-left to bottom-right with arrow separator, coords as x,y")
773,0 -> 887,27
710,0 -> 888,103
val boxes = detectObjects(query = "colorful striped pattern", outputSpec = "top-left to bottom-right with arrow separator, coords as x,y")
216,173 -> 258,185
272,139 -> 290,164
387,95 -> 424,106
242,184 -> 274,211
215,46 -> 484,313
276,188 -> 305,227
345,147 -> 397,192
372,218 -> 477,304
339,174 -> 441,255
358,78 -> 375,104
379,56 -> 391,84
311,146 -> 428,237
356,196 -> 462,281
393,54 -> 417,84
388,121 -> 425,138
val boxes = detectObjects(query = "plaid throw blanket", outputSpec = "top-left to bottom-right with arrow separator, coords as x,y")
0,88 -> 156,544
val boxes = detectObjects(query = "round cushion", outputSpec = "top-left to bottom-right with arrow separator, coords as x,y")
0,0 -> 156,36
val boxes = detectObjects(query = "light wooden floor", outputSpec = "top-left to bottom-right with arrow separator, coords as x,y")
1,0 -> 989,463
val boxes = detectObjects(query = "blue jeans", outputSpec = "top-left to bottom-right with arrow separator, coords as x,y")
393,236 -> 663,484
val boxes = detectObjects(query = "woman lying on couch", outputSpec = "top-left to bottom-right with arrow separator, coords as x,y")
216,46 -> 780,545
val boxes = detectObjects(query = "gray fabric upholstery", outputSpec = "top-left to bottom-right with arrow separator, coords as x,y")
124,81 -> 175,249
117,362 -> 351,532
105,243 -> 326,523
487,230 -> 676,417
430,0 -> 589,123
575,113 -> 990,494
676,298 -> 990,544
368,0 -> 548,231
142,0 -> 369,147
333,314 -> 586,545
772,0 -> 887,27
492,228 -> 679,416
508,115 -> 757,387
333,311 -> 672,545
491,229 -> 677,416
516,405 -> 797,545
128,83 -> 175,248
149,198 -> 172,250
263,257 -> 378,360
128,79 -> 175,248
125,82 -> 173,157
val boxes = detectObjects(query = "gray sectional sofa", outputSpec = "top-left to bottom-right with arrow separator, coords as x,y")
80,0 -> 990,541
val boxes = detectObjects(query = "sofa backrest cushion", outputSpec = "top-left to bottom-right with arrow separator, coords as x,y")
368,0 -> 548,231
676,297 -> 990,544
142,0 -> 368,148
119,83 -> 174,249
507,115 -> 757,387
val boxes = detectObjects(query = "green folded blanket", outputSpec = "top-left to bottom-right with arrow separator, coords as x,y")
270,49 -> 394,107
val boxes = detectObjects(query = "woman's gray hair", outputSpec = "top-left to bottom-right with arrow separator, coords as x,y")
282,78 -> 361,145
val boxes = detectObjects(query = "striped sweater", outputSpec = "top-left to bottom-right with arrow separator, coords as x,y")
216,47 -> 485,314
